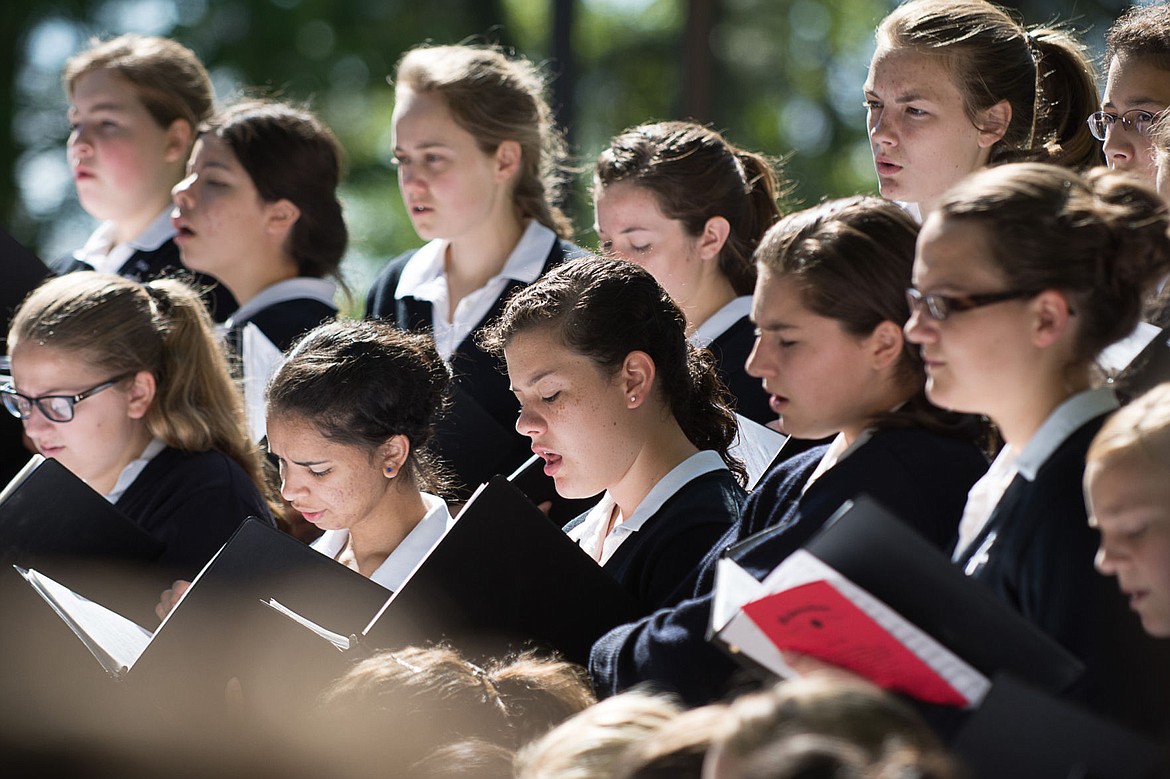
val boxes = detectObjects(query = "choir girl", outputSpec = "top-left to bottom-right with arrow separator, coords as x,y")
171,99 -> 345,354
1085,383 -> 1170,640
589,197 -> 988,705
865,0 -> 1099,219
364,43 -> 587,499
54,34 -> 235,320
1093,4 -> 1170,186
155,319 -> 457,616
592,121 -> 783,425
4,273 -> 273,578
905,162 -> 1170,732
481,256 -> 747,612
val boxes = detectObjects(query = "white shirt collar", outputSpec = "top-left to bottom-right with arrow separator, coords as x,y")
1014,387 -> 1118,481
802,430 -> 874,493
569,449 -> 728,565
394,221 -> 556,301
105,437 -> 167,504
691,296 -> 753,348
225,277 -> 338,329
75,208 -> 176,274
310,492 -> 453,592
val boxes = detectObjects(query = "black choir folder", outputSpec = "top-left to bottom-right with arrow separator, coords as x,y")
18,476 -> 638,714
710,495 -> 1084,708
0,455 -> 163,565
270,475 -> 641,665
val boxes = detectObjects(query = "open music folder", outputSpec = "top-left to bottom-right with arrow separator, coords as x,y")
710,495 -> 1084,708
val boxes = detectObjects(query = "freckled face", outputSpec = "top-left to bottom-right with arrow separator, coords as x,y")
864,46 -> 992,214
505,327 -> 635,500
594,180 -> 706,312
1087,453 -> 1170,638
267,414 -> 394,533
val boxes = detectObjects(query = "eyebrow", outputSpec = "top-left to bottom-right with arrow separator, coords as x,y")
510,368 -> 557,391
1102,97 -> 1165,109
863,88 -> 938,104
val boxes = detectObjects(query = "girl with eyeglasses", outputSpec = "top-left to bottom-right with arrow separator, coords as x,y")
865,0 -> 1099,220
592,121 -> 785,426
904,162 -> 1170,733
4,273 -> 274,580
589,198 -> 988,706
1092,4 -> 1170,187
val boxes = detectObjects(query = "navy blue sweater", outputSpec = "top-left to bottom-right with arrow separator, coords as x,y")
589,426 -> 988,706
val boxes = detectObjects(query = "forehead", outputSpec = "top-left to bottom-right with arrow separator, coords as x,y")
9,343 -> 101,390
865,46 -> 961,101
913,215 -> 1004,287
594,180 -> 671,228
1103,54 -> 1170,107
191,134 -> 242,169
504,327 -> 603,381
69,68 -> 144,110
752,269 -> 814,322
391,88 -> 470,143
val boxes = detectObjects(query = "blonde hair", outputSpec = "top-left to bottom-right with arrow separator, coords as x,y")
8,274 -> 269,502
64,33 -> 213,132
514,690 -> 682,779
1087,382 -> 1170,471
394,43 -> 572,238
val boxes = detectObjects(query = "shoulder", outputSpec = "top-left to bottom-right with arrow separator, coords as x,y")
239,299 -> 338,352
365,248 -> 422,316
653,469 -> 746,527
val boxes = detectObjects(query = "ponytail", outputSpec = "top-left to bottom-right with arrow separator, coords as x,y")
1029,28 -> 1101,170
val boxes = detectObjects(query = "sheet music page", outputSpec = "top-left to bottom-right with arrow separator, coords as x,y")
0,455 -> 44,505
730,414 -> 785,489
18,567 -> 153,675
262,598 -> 352,652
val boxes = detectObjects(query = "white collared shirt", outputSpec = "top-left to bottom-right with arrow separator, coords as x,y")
310,492 -> 453,592
952,387 -> 1119,560
394,221 -> 555,362
691,296 -> 753,348
569,450 -> 728,565
74,208 -> 175,275
105,437 -> 167,504
224,277 -> 339,330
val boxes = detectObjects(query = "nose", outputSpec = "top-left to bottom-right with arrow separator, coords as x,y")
515,404 -> 545,437
67,124 -> 93,159
745,334 -> 771,379
869,108 -> 896,148
903,305 -> 935,345
1102,125 -> 1135,171
398,161 -> 425,192
21,404 -> 54,436
171,173 -> 196,207
1095,542 -> 1120,576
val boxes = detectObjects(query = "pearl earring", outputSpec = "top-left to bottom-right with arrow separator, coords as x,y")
629,395 -> 637,403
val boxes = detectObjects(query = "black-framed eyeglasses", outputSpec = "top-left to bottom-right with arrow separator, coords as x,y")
1086,109 -> 1158,141
906,287 -> 1042,322
0,373 -> 133,423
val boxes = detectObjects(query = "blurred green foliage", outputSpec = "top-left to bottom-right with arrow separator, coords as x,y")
3,0 -> 1129,309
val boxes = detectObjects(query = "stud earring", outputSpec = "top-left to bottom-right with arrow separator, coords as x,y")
629,395 -> 637,403
385,465 -> 395,476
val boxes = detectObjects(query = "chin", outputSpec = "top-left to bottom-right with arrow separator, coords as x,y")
1141,611 -> 1170,638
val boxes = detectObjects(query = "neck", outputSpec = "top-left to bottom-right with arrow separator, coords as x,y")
444,215 -> 526,301
112,197 -> 171,247
681,275 -> 738,338
608,410 -> 700,523
345,483 -> 430,578
88,425 -> 155,496
991,370 -> 1091,449
224,254 -> 301,307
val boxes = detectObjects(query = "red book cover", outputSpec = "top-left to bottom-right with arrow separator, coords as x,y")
741,579 -> 970,707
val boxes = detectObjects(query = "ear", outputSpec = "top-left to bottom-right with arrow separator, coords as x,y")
1030,289 -> 1073,348
163,118 -> 194,164
620,351 -> 657,409
495,140 -> 523,182
264,198 -> 302,238
125,370 -> 157,420
378,434 -> 412,478
976,100 -> 1012,149
865,320 -> 905,371
697,216 -> 732,262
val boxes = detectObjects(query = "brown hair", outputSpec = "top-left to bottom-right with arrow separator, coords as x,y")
480,257 -> 745,483
1106,3 -> 1170,71
267,320 -> 452,496
594,121 -> 787,295
201,99 -> 348,282
394,44 -> 572,239
937,162 -> 1170,373
64,33 -> 213,132
877,0 -> 1100,169
7,273 -> 268,500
